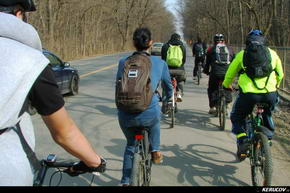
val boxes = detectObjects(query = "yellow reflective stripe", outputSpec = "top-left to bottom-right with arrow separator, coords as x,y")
236,133 -> 247,138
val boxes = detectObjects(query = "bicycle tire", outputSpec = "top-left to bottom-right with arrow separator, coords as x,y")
143,131 -> 152,186
170,107 -> 175,128
219,96 -> 226,131
251,131 -> 273,186
130,153 -> 143,186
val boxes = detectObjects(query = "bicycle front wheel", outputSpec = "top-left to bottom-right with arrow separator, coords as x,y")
251,130 -> 273,186
130,153 -> 143,186
219,96 -> 226,131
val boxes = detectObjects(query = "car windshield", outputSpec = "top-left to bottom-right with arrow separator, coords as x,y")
153,43 -> 163,47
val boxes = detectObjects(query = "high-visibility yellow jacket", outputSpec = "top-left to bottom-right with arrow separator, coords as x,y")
223,48 -> 284,93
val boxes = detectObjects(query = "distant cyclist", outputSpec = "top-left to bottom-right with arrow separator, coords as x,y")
223,29 -> 284,161
192,37 -> 207,80
0,0 -> 104,186
116,27 -> 173,186
161,33 -> 187,102
204,34 -> 235,114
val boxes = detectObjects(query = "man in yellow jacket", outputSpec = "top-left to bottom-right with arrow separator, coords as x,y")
223,29 -> 284,161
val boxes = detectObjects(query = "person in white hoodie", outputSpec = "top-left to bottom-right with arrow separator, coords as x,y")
0,0 -> 105,186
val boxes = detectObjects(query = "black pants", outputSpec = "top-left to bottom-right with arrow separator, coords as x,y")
193,56 -> 205,77
169,69 -> 186,95
207,74 -> 232,108
230,91 -> 278,137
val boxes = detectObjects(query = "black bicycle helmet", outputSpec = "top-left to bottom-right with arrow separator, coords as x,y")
214,33 -> 224,42
0,0 -> 36,12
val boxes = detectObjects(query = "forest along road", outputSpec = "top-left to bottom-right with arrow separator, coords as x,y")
32,49 -> 290,186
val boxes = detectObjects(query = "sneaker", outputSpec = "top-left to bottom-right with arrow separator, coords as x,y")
151,152 -> 163,164
237,138 -> 250,162
208,107 -> 216,114
193,76 -> 197,80
176,94 -> 183,102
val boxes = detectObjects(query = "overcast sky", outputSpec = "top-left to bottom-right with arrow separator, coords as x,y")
164,0 -> 183,38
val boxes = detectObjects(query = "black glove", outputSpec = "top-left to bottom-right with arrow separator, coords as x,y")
67,158 -> 107,176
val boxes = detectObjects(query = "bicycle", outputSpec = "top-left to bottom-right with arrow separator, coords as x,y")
216,81 -> 227,131
243,103 -> 273,186
130,126 -> 152,186
34,154 -> 106,186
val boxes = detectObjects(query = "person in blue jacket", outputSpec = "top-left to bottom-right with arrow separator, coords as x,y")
116,27 -> 173,186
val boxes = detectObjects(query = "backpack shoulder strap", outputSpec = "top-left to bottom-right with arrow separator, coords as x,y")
11,122 -> 41,174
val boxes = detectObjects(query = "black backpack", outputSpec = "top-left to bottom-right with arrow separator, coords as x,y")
243,36 -> 273,90
194,43 -> 204,58
115,52 -> 154,113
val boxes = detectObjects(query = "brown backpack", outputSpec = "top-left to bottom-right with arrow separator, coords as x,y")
115,52 -> 153,113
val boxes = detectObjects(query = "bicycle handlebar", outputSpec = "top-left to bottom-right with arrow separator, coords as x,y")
41,155 -> 106,176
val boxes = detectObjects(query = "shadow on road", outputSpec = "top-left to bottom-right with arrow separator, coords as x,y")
161,108 -> 222,131
160,144 -> 249,186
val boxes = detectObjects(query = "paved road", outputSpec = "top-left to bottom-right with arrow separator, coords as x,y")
32,49 -> 290,186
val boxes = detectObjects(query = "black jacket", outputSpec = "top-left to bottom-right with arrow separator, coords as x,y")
192,42 -> 207,57
161,39 -> 186,70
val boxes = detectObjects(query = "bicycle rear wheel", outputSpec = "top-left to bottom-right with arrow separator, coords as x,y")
130,153 -> 143,186
170,107 -> 175,128
197,67 -> 201,85
219,96 -> 226,131
143,131 -> 152,186
251,130 -> 273,186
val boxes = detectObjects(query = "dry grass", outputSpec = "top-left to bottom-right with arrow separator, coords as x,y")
272,99 -> 290,161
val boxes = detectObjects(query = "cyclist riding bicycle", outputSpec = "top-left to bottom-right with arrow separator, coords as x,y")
192,37 -> 207,80
161,33 -> 186,102
222,29 -> 284,161
204,33 -> 235,115
0,0 -> 104,186
116,28 -> 173,186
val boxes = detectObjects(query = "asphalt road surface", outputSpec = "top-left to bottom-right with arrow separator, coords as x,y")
32,49 -> 290,186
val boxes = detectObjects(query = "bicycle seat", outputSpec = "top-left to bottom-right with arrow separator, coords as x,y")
128,126 -> 149,133
256,103 -> 269,109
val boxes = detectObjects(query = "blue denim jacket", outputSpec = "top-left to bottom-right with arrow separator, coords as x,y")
116,53 -> 173,122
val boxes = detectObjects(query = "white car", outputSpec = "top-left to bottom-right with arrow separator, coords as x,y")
151,42 -> 164,56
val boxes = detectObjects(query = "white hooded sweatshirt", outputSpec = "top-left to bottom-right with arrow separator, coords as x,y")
0,13 -> 49,186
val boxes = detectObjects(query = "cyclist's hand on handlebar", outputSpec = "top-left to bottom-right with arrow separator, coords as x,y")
66,157 -> 107,176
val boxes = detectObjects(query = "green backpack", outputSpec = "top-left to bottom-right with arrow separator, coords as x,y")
166,44 -> 183,67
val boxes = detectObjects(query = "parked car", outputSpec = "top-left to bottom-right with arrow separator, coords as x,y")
43,49 -> 79,96
151,42 -> 164,56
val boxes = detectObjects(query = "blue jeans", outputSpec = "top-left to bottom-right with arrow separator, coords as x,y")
230,91 -> 278,139
118,105 -> 161,185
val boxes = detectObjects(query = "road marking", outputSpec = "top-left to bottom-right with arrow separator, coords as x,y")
80,63 -> 117,78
